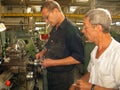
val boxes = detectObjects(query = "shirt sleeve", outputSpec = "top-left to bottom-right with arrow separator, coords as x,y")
67,27 -> 84,63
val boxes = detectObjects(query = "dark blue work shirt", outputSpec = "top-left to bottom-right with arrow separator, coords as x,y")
44,18 -> 84,72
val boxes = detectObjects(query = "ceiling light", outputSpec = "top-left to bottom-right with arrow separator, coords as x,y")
76,22 -> 83,25
29,0 -> 42,1
116,22 -> 120,26
27,7 -> 32,13
32,6 -> 41,12
35,27 -> 40,30
70,6 -> 78,13
35,22 -> 46,25
0,23 -> 6,32
76,0 -> 89,2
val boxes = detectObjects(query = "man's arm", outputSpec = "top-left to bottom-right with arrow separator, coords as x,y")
52,56 -> 80,65
41,56 -> 81,68
80,72 -> 90,81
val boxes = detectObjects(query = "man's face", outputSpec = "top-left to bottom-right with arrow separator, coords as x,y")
82,17 -> 98,42
41,8 -> 58,27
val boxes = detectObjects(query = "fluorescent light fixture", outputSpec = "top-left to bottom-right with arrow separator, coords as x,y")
0,23 -> 6,32
76,0 -> 89,2
30,0 -> 42,1
35,27 -> 45,30
116,22 -> 120,26
76,22 -> 83,25
27,7 -> 32,13
70,6 -> 78,13
35,27 -> 41,30
35,22 -> 46,25
32,6 -> 41,12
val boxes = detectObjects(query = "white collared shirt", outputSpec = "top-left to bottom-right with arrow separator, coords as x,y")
88,38 -> 120,89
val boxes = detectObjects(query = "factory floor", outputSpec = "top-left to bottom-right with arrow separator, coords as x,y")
10,64 -> 84,90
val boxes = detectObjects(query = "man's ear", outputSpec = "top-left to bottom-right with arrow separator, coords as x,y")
96,24 -> 103,32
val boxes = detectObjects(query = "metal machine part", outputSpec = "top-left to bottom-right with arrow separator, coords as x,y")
26,71 -> 33,79
0,57 -> 4,64
0,69 -> 13,90
15,39 -> 26,51
26,59 -> 41,80
26,59 -> 43,90
0,46 -> 44,90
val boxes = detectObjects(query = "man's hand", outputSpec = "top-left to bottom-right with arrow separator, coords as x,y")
69,80 -> 92,90
40,58 -> 55,68
75,80 -> 92,90
36,52 -> 43,59
36,48 -> 47,59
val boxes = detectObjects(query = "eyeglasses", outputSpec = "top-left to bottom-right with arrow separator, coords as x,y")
43,12 -> 51,20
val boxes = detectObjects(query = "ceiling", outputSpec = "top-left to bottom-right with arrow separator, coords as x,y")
1,0 -> 120,14
1,0 -> 120,28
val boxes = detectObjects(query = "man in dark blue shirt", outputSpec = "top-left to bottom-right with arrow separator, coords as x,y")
36,0 -> 84,90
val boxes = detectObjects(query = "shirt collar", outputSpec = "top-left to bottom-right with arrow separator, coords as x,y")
53,17 -> 67,30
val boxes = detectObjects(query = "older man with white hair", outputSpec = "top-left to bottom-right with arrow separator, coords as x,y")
69,8 -> 120,90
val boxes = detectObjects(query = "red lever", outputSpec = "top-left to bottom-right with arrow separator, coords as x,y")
5,80 -> 11,86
